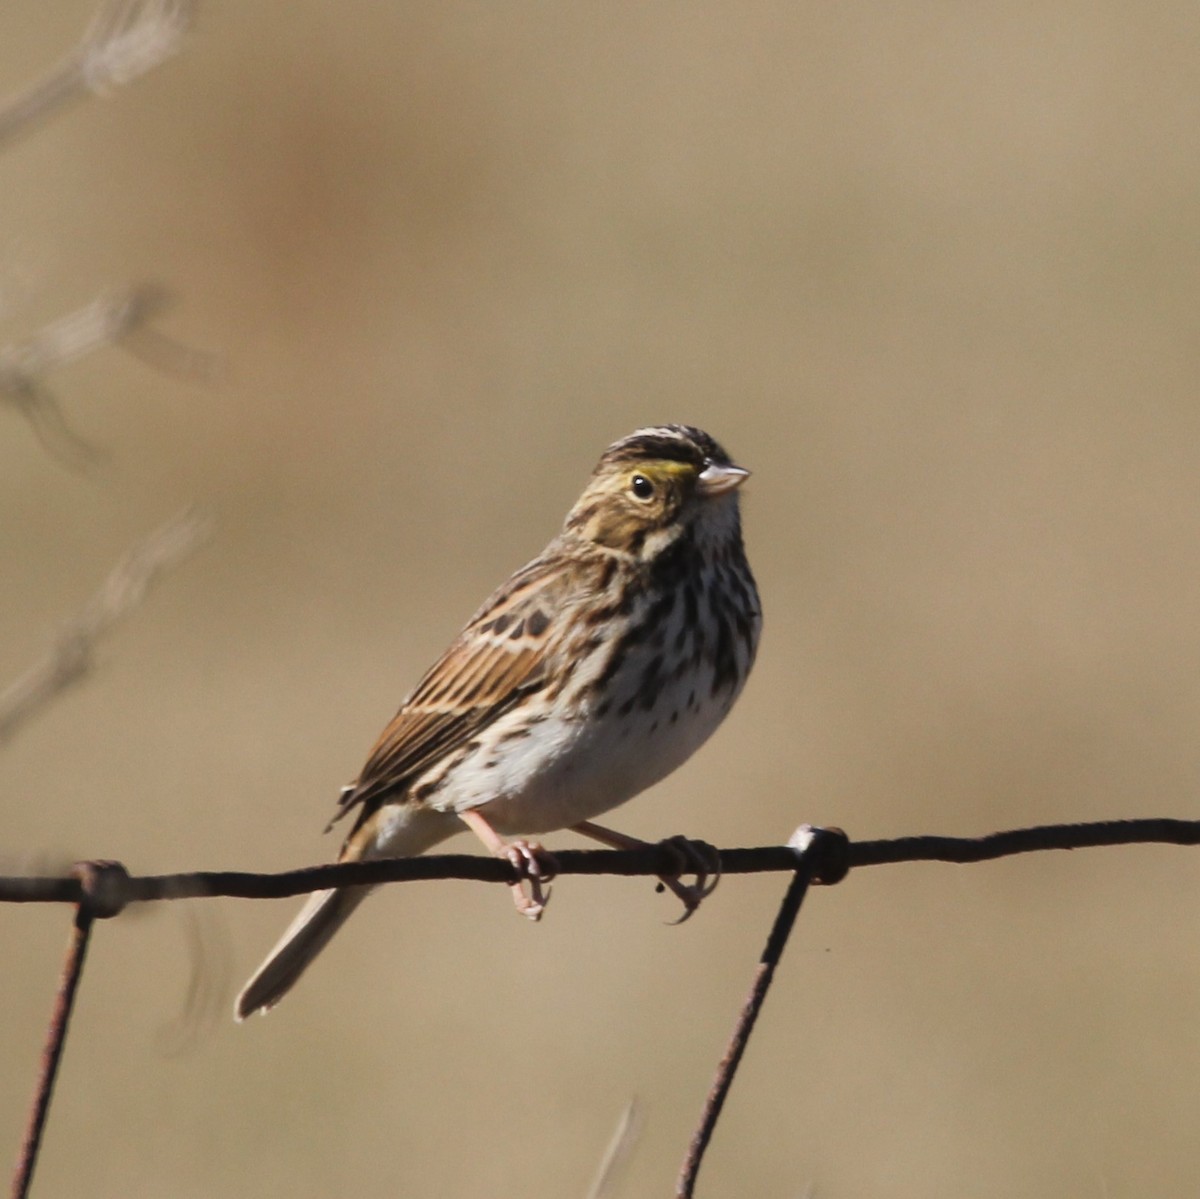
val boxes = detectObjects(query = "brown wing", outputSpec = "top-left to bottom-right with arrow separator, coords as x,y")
326,549 -> 577,835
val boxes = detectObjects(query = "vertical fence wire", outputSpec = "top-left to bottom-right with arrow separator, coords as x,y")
9,906 -> 95,1199
677,855 -> 815,1197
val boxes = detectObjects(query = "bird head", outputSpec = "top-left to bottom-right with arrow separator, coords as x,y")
565,424 -> 750,557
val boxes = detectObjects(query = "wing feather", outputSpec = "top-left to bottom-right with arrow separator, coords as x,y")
327,544 -> 589,834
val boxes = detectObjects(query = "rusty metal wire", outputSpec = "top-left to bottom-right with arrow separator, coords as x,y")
4,817 -> 1198,1198
9,908 -> 93,1199
676,828 -> 821,1198
9,863 -> 130,1199
3,816 -> 1196,907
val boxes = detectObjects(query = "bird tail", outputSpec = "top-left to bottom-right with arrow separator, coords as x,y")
234,884 -> 370,1020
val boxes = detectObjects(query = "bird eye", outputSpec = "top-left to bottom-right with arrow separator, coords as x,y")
630,474 -> 655,500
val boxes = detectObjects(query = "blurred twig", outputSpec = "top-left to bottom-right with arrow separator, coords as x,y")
1,287 -> 219,467
0,507 -> 214,745
154,900 -> 234,1058
112,289 -> 221,384
585,1098 -> 644,1199
0,0 -> 194,150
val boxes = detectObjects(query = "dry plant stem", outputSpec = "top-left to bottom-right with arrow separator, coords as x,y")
0,0 -> 194,150
585,1097 -> 644,1199
1,287 -> 218,466
10,907 -> 94,1199
0,507 -> 213,744
675,864 -> 813,1199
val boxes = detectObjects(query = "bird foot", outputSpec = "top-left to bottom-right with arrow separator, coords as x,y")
503,839 -> 559,922
654,835 -> 722,924
458,810 -> 559,922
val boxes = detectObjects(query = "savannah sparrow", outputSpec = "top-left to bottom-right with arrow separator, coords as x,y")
235,424 -> 760,1019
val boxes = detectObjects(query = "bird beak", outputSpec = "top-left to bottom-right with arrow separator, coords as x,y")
697,462 -> 750,497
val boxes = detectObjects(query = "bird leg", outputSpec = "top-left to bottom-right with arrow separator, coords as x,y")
571,821 -> 721,923
459,808 -> 557,921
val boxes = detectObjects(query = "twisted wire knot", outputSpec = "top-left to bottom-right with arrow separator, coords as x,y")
71,859 -> 130,919
789,824 -> 850,885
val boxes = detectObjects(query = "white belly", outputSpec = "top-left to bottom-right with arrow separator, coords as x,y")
426,642 -> 751,836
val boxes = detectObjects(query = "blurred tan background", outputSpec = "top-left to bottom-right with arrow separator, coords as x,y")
3,2 -> 1200,1195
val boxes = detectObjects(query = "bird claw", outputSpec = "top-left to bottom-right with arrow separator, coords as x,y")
654,836 -> 721,923
504,839 -> 558,922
